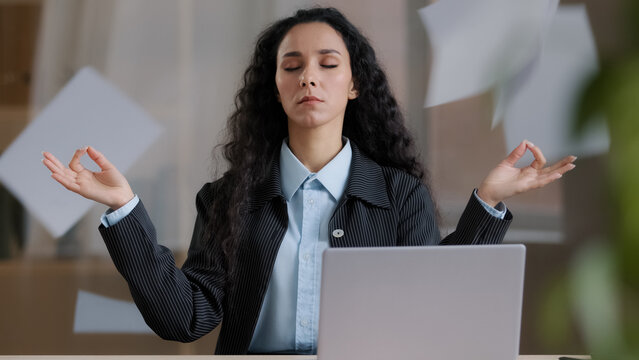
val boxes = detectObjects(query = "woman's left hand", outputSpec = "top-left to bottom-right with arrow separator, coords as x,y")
476,140 -> 576,207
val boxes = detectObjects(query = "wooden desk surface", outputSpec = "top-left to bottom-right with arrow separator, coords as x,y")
0,356 -> 590,360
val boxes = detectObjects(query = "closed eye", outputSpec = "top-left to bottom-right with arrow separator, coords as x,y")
322,65 -> 338,69
284,66 -> 301,72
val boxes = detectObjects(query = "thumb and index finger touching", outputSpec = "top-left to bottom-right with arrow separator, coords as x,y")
68,147 -> 87,172
503,140 -> 555,169
86,146 -> 115,172
58,146 -> 113,173
503,140 -> 534,167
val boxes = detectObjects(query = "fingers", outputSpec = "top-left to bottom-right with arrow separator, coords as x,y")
503,140 -> 528,166
544,155 -> 577,174
523,155 -> 577,192
68,147 -> 88,172
528,171 -> 563,190
42,151 -> 66,173
43,154 -> 78,190
42,151 -> 77,181
42,155 -> 63,175
51,172 -> 80,193
546,159 -> 576,178
86,146 -> 114,171
42,157 -> 63,175
43,149 -> 86,194
527,142 -> 547,170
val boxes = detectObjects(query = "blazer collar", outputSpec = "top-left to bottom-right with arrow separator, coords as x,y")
247,154 -> 284,212
247,142 -> 391,212
345,143 -> 391,209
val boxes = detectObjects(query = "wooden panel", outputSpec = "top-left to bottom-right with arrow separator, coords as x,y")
0,1 -> 40,106
0,1 -> 40,152
0,258 -> 220,354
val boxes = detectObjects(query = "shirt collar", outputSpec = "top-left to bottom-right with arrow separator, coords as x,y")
248,141 -> 391,212
279,138 -> 352,202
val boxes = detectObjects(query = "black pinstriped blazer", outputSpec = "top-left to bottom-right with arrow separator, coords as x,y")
99,144 -> 512,355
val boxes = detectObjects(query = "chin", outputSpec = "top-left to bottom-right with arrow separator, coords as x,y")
290,115 -> 330,129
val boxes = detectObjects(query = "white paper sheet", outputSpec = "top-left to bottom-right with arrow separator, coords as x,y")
492,0 -> 559,128
73,290 -> 153,333
419,0 -> 558,108
503,5 -> 609,164
0,67 -> 163,238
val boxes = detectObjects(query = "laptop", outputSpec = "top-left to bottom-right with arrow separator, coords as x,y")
317,244 -> 526,360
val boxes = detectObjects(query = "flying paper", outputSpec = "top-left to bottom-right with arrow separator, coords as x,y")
0,67 -> 163,237
491,0 -> 560,127
419,0 -> 558,108
74,290 -> 153,333
503,5 -> 608,163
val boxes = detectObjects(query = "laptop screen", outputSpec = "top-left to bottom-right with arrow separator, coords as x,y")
317,244 -> 526,360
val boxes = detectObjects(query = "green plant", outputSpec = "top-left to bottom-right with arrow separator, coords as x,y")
567,1 -> 639,358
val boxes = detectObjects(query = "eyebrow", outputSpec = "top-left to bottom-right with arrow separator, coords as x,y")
282,49 -> 342,57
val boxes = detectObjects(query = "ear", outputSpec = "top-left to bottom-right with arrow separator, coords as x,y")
348,82 -> 359,100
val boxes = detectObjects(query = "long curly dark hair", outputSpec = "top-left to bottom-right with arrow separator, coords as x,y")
209,7 -> 429,273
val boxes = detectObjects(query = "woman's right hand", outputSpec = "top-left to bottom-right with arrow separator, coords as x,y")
42,146 -> 134,210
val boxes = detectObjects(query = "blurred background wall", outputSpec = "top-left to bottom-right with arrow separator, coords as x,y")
0,0 -> 622,355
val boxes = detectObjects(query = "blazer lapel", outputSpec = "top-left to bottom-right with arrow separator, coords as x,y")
328,144 -> 395,248
344,144 -> 391,209
247,155 -> 284,212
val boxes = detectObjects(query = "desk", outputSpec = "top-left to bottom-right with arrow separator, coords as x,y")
0,356 -> 590,360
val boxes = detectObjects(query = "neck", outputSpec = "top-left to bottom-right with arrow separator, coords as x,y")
288,126 -> 343,173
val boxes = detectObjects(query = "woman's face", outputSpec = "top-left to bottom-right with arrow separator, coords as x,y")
275,22 -> 358,133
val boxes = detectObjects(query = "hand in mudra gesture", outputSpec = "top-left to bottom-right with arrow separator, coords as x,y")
477,140 -> 577,207
42,146 -> 134,210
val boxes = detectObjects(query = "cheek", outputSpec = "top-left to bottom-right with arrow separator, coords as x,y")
335,71 -> 353,90
334,72 -> 354,96
274,73 -> 284,95
275,74 -> 295,99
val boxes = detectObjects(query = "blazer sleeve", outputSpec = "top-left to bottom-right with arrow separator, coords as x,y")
397,181 -> 512,246
99,184 -> 226,342
439,190 -> 512,245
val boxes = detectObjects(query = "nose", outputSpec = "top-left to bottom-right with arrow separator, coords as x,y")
299,68 -> 317,88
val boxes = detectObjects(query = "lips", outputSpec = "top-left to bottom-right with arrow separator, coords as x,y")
298,95 -> 322,104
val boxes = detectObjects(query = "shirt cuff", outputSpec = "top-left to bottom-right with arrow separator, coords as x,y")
100,195 -> 140,227
473,189 -> 507,220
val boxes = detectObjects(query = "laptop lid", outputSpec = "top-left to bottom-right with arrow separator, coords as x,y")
317,244 -> 526,360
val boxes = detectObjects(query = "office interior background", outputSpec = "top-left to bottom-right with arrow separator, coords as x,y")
0,0 -> 635,356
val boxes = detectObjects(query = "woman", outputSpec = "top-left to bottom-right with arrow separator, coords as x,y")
42,7 -> 575,355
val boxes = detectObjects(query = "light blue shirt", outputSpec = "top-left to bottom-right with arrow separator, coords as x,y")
248,139 -> 352,354
100,195 -> 140,227
478,190 -> 507,218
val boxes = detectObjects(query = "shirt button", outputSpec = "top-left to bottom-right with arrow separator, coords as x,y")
303,253 -> 311,261
307,199 -> 314,205
332,229 -> 344,238
301,319 -> 309,327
